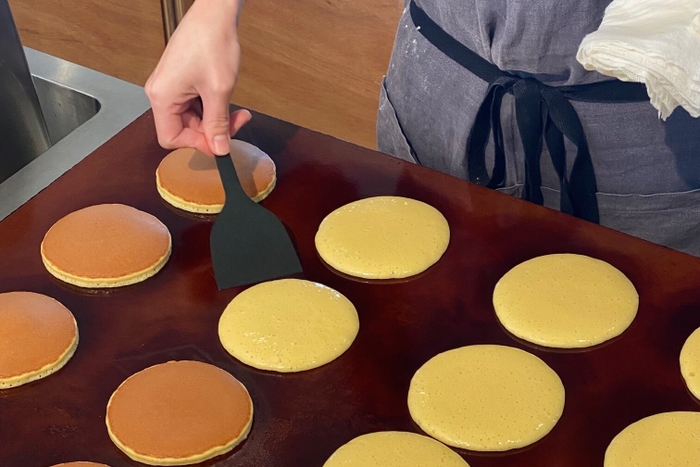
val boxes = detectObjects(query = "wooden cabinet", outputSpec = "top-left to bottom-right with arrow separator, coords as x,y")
8,0 -> 164,86
9,0 -> 401,148
235,1 -> 402,148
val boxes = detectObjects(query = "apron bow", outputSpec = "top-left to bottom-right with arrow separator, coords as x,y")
468,75 -> 598,222
410,0 -> 649,224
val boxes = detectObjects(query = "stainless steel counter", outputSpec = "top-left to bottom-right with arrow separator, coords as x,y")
0,48 -> 150,221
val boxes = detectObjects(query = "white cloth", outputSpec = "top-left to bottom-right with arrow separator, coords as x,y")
577,0 -> 700,119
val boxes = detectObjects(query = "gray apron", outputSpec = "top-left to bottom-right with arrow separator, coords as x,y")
378,0 -> 700,257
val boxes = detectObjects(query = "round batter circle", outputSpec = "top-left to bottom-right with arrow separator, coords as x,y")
680,328 -> 700,400
50,463 -> 111,467
315,196 -> 450,279
0,292 -> 78,389
493,254 -> 638,348
156,140 -> 276,214
218,279 -> 359,372
408,345 -> 565,451
106,360 -> 253,466
323,431 -> 469,467
604,412 -> 700,467
41,204 -> 171,288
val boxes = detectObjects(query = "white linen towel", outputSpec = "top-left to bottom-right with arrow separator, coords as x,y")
577,0 -> 700,119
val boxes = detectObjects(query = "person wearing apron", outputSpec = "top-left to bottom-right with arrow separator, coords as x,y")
146,0 -> 700,256
378,0 -> 700,257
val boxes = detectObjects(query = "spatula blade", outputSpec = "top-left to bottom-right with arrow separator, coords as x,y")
210,152 -> 302,289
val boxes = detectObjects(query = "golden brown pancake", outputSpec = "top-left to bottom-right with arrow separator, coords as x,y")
106,360 -> 253,466
50,463 -> 111,467
155,140 -> 276,214
41,204 -> 171,288
0,292 -> 78,389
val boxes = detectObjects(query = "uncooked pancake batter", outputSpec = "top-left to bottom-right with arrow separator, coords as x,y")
680,328 -> 700,400
315,196 -> 450,279
0,292 -> 78,389
41,204 -> 171,288
50,463 -> 111,467
218,279 -> 359,372
493,253 -> 638,348
407,345 -> 565,451
106,360 -> 253,466
604,412 -> 700,467
156,140 -> 276,213
323,431 -> 469,467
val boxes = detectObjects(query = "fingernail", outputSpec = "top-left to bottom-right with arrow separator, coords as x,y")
213,135 -> 230,155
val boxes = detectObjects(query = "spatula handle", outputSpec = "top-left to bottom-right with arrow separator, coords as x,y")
215,153 -> 248,200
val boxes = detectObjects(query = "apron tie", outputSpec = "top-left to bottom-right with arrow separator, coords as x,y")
469,75 -> 597,220
410,0 -> 650,224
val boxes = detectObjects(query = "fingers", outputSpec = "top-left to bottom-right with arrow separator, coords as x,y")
201,90 -> 234,156
229,109 -> 252,136
183,108 -> 251,156
149,105 -> 252,158
148,81 -> 250,158
172,128 -> 211,155
147,77 -> 200,151
151,104 -> 211,156
150,103 -> 185,149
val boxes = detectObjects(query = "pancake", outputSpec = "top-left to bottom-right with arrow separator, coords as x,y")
155,140 -> 276,214
493,254 -> 638,348
680,328 -> 700,400
0,292 -> 78,389
407,345 -> 565,451
315,196 -> 450,279
41,204 -> 171,288
604,412 -> 700,467
323,431 -> 469,467
50,463 -> 110,467
218,279 -> 359,372
106,360 -> 253,466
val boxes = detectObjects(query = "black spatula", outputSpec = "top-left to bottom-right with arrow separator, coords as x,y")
210,152 -> 303,289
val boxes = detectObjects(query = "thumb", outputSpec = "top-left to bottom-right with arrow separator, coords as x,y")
201,92 -> 232,156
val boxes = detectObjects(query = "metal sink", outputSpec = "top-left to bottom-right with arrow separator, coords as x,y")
0,48 -> 150,221
33,74 -> 101,147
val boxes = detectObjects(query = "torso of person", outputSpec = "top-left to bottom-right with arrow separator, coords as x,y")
378,0 -> 700,256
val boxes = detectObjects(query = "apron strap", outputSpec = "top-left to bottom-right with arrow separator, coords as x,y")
409,1 -> 649,224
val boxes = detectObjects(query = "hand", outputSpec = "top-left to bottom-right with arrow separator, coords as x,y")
145,0 -> 251,156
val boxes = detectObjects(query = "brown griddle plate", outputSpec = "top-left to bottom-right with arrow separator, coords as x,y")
1,111 -> 700,467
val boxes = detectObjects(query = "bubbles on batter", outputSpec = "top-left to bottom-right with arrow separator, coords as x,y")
407,344 -> 565,451
605,412 -> 700,466
218,279 -> 359,372
680,328 -> 700,400
493,254 -> 639,348
315,196 -> 450,279
323,431 -> 470,467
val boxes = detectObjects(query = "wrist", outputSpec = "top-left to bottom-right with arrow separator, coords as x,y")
190,0 -> 243,24
215,0 -> 244,20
